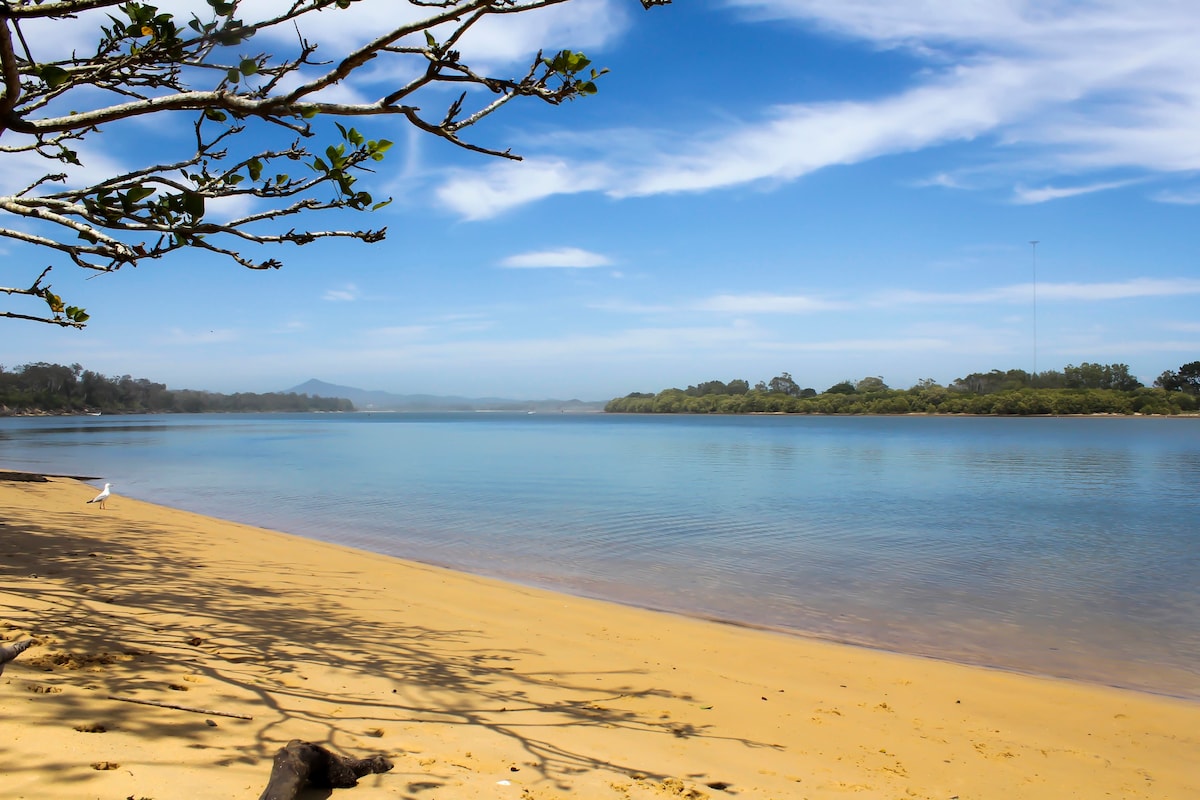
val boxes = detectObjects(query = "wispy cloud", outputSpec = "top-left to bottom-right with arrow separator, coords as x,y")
500,247 -> 613,269
434,1 -> 1200,217
1034,278 -> 1200,301
755,336 -> 954,354
876,278 -> 1200,306
323,284 -> 359,302
602,278 -> 1200,320
1151,188 -> 1200,205
437,159 -> 611,219
368,325 -> 431,340
251,0 -> 627,66
1012,179 -> 1139,204
694,293 -> 844,314
1161,321 -> 1200,333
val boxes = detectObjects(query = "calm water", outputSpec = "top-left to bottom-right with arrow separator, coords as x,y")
2,412 -> 1198,698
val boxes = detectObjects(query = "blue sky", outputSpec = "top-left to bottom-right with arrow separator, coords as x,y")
7,0 -> 1200,400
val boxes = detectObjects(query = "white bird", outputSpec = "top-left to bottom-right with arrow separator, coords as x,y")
87,483 -> 112,509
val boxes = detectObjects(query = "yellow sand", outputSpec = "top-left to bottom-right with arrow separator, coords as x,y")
1,476 -> 1196,799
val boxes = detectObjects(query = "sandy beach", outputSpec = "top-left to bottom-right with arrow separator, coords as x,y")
1,475 -> 1196,799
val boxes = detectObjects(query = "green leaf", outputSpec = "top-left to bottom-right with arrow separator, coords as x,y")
38,65 -> 71,89
247,159 -> 262,181
204,107 -> 228,122
239,58 -> 258,76
425,31 -> 436,47
311,157 -> 329,173
347,128 -> 364,147
371,199 -> 392,211
227,67 -> 240,83
125,185 -> 155,204
182,191 -> 205,219
300,106 -> 320,119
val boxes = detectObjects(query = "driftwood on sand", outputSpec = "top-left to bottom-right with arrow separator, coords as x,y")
0,639 -> 33,675
258,740 -> 393,800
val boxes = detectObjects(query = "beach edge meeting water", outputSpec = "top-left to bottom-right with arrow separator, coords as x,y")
7,411 -> 1200,699
2,412 -> 1198,703
2,475 -> 1198,800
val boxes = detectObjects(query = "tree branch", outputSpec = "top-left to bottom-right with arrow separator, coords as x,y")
0,0 -> 670,326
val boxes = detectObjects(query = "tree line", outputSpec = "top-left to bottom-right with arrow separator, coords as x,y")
605,361 -> 1200,416
0,362 -> 353,415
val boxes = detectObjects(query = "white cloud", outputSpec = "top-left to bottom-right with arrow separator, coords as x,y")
500,247 -> 612,268
434,1 -> 1200,217
437,159 -> 611,219
1011,179 -> 1140,204
246,0 -> 626,73
916,172 -> 971,190
323,284 -> 359,302
1035,278 -> 1200,301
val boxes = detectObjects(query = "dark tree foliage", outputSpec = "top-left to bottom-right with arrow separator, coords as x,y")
767,372 -> 804,397
1062,362 -> 1142,391
0,361 -> 353,413
683,379 -> 752,396
1155,361 -> 1200,395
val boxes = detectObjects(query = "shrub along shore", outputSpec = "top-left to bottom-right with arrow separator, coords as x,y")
606,385 -> 1197,415
607,363 -> 1200,415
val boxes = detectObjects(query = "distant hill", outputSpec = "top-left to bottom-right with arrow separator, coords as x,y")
286,379 -> 604,412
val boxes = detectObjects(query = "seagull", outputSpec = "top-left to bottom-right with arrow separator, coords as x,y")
87,483 -> 112,510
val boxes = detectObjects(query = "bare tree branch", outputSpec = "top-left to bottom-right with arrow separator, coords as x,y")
0,0 -> 669,325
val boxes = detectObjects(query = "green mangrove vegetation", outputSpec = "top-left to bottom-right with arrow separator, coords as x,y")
605,362 -> 1200,416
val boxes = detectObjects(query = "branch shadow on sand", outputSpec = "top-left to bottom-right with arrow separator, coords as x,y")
0,481 -> 780,795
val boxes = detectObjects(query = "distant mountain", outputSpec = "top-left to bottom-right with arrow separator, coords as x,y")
286,379 -> 604,412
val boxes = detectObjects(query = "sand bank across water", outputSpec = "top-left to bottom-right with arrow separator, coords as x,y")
1,476 -> 1196,799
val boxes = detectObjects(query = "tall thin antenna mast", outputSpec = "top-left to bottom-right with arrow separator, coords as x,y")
1030,240 -> 1039,386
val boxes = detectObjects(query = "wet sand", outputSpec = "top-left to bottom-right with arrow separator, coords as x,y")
1,475 -> 1197,799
